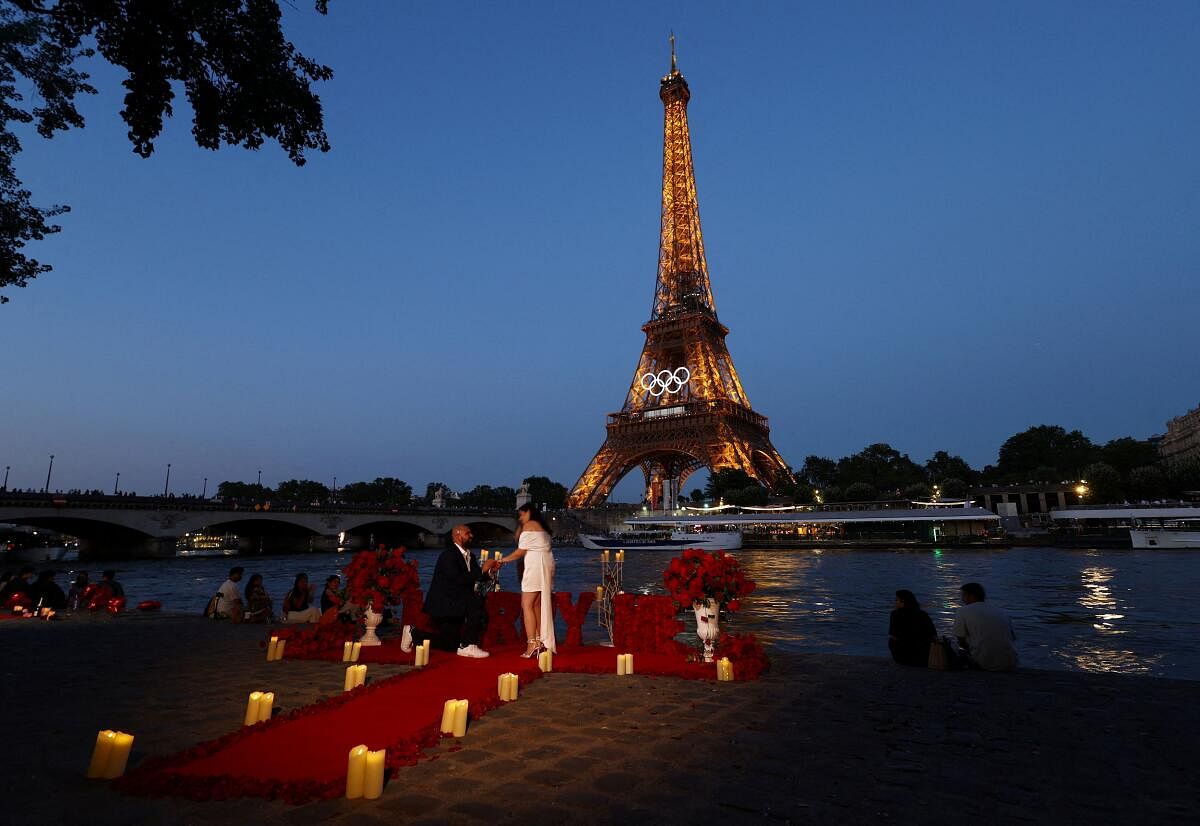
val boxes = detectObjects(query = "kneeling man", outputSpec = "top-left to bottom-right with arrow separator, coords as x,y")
416,524 -> 497,658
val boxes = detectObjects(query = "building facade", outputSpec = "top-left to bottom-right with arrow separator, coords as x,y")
1160,403 -> 1200,464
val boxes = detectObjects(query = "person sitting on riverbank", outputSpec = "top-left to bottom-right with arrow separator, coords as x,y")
320,575 -> 343,615
216,567 -> 245,622
0,567 -> 35,609
243,574 -> 274,623
67,572 -> 89,609
31,570 -> 67,611
101,570 -> 124,598
953,582 -> 1018,671
888,589 -> 937,667
282,573 -> 321,623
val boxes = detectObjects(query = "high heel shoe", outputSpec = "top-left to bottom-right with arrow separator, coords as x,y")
520,638 -> 543,659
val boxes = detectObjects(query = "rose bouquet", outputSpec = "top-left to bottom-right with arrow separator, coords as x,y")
341,547 -> 420,610
662,548 -> 756,612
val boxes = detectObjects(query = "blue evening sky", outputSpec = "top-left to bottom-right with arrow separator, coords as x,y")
2,1 -> 1198,500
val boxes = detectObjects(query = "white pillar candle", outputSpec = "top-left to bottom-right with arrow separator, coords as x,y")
451,699 -> 469,737
345,744 -> 368,799
257,692 -> 274,723
342,641 -> 353,662
625,653 -> 634,675
617,654 -> 627,675
344,666 -> 357,692
243,691 -> 264,726
363,749 -> 386,799
538,650 -> 553,672
509,673 -> 519,700
497,673 -> 506,699
440,699 -> 457,734
354,664 -> 367,688
267,636 -> 279,661
102,732 -> 134,779
274,639 -> 286,661
86,730 -> 116,778
480,549 -> 488,563
602,550 -> 609,564
351,642 -> 362,662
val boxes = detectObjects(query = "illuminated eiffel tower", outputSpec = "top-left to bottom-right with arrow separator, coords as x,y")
567,40 -> 792,509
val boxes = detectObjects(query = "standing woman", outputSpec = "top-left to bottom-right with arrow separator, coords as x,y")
499,504 -> 556,657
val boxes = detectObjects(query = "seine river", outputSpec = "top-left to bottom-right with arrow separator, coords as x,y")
79,546 -> 1200,681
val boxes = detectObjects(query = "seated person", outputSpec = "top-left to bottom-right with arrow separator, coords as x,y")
30,570 -> 67,611
216,566 -> 245,622
953,582 -> 1018,671
0,566 -> 35,606
243,574 -> 274,623
100,570 -> 125,598
320,574 -> 343,614
67,572 -> 89,610
282,573 -> 321,623
888,589 -> 937,666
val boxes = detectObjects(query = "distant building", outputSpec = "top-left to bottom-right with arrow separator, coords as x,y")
1160,403 -> 1200,464
975,483 -> 1087,516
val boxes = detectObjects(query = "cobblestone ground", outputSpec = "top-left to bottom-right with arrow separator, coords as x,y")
3,615 -> 1198,824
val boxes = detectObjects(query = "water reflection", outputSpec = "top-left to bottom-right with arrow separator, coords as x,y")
1079,566 -> 1126,636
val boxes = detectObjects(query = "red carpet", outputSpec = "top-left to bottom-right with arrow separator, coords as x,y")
116,643 -> 718,803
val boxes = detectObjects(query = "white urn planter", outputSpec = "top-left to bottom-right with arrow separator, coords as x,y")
693,598 -> 720,662
360,603 -> 383,647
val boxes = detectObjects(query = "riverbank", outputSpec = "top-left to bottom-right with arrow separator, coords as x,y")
2,615 -> 1197,824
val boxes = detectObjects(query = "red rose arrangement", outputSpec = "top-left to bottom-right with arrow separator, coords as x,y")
342,547 -> 420,610
715,632 -> 771,680
663,548 -> 756,611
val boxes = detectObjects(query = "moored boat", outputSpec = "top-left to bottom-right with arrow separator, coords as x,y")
176,531 -> 241,558
579,529 -> 742,551
1130,518 -> 1200,549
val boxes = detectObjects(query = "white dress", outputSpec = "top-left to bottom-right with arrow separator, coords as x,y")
518,529 -> 556,653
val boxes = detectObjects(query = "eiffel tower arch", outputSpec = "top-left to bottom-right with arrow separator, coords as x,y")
567,43 -> 793,509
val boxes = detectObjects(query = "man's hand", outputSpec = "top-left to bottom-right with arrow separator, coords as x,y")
482,559 -> 500,574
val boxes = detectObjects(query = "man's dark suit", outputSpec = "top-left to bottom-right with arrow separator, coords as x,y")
421,544 -> 489,651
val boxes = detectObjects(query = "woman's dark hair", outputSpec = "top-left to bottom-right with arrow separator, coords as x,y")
895,589 -> 920,610
517,503 -> 552,536
325,575 -> 340,586
245,573 -> 263,589
293,573 -> 308,588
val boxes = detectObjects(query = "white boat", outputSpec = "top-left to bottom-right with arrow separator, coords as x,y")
579,529 -> 741,551
1130,518 -> 1200,549
176,531 -> 241,558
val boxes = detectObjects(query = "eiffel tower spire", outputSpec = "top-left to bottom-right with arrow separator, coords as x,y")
566,46 -> 792,509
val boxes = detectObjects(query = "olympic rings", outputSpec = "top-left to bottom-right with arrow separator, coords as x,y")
639,366 -> 692,397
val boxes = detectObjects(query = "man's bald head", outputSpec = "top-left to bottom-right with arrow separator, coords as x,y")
452,524 -> 473,545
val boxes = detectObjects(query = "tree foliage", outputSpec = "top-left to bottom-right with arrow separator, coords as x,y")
704,469 -> 760,501
0,0 -> 332,302
995,425 -> 1097,482
924,450 -> 977,484
275,478 -> 329,503
522,475 -> 568,510
835,443 -> 925,496
216,480 -> 272,500
458,484 -> 516,510
339,477 -> 412,507
1081,462 -> 1122,504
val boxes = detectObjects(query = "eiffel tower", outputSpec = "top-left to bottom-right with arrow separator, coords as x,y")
567,41 -> 792,509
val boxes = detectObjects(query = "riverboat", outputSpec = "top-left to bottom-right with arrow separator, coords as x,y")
176,531 -> 241,558
1129,517 -> 1200,549
578,528 -> 742,551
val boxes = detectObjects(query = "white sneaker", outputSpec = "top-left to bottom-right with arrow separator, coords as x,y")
400,625 -> 413,652
457,644 -> 490,659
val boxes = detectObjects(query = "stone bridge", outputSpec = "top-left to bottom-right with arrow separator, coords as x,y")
0,497 -> 516,559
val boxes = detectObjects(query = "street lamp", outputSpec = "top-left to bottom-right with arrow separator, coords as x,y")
164,463 -> 172,497
114,472 -> 120,495
43,454 -> 54,493
202,477 -> 208,499
3,465 -> 9,491
257,468 -> 262,487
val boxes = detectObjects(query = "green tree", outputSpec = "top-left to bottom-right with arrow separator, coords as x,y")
688,488 -> 705,504
522,476 -> 568,510
1164,458 -> 1200,498
924,450 -> 976,484
275,479 -> 330,503
798,456 -> 838,489
216,480 -> 272,500
843,481 -> 877,501
1082,462 -> 1122,504
996,426 -> 1098,482
725,484 -> 768,506
938,477 -> 970,498
902,482 -> 931,501
1099,437 -> 1160,478
704,469 -> 759,501
339,477 -> 412,506
1127,465 -> 1166,501
0,0 -> 332,302
458,485 -> 517,510
836,443 -> 925,495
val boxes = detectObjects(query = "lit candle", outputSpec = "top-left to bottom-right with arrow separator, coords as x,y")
480,549 -> 488,563
414,645 -> 425,667
440,699 -> 457,734
451,699 -> 469,737
617,654 -> 626,676
257,692 -> 274,723
493,550 -> 503,560
596,585 -> 604,600
351,642 -> 361,662
363,748 -> 386,799
86,730 -> 116,778
343,641 -> 353,662
625,653 -> 634,675
602,550 -> 610,564
497,673 -> 506,699
717,657 -> 734,681
274,639 -> 286,661
243,691 -> 264,726
617,550 -> 625,563
355,664 -> 367,688
507,673 -> 519,701
267,636 -> 279,661
538,650 -> 553,672
344,666 -> 357,692
103,732 -> 134,779
345,744 -> 368,799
